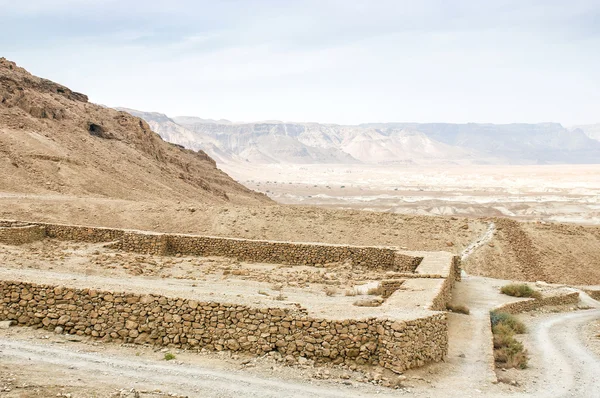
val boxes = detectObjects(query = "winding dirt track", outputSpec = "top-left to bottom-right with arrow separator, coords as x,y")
525,293 -> 600,397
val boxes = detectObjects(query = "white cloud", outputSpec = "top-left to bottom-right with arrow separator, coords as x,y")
3,0 -> 600,124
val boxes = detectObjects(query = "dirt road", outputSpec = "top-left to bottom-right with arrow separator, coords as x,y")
522,292 -> 600,397
0,331 -> 402,398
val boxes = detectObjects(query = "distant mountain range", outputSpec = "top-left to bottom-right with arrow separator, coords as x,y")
573,124 -> 600,142
117,108 -> 600,165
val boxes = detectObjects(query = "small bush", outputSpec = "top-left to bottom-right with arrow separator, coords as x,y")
501,284 -> 541,299
344,289 -> 357,296
324,287 -> 337,297
492,324 -> 516,349
490,311 -> 526,334
447,304 -> 470,315
164,352 -> 176,361
490,312 -> 529,369
495,340 -> 528,369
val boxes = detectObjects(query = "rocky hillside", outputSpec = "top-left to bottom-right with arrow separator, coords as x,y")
573,124 -> 600,142
121,108 -> 600,165
362,122 -> 600,164
0,58 -> 270,205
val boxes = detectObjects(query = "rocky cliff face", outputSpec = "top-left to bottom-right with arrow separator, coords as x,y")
122,109 -> 600,165
0,58 -> 270,205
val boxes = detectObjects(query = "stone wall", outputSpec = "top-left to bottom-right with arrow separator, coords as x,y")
0,225 -> 46,245
10,220 -> 422,272
380,280 -> 404,298
584,289 -> 600,301
159,234 -> 422,271
0,280 -> 448,371
493,292 -> 580,314
118,231 -> 169,255
44,223 -> 124,243
429,256 -> 461,311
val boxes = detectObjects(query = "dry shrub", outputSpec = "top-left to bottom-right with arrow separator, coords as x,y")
490,311 -> 526,334
324,287 -> 337,296
490,311 -> 529,369
495,342 -> 528,369
492,323 -> 516,349
501,283 -> 542,299
447,303 -> 470,315
344,289 -> 357,296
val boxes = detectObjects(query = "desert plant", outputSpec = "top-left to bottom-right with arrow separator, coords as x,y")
447,303 -> 470,315
344,289 -> 357,296
490,311 -> 526,334
492,323 -> 516,349
164,352 -> 176,361
494,340 -> 528,369
501,283 -> 541,299
324,287 -> 337,296
490,311 -> 529,369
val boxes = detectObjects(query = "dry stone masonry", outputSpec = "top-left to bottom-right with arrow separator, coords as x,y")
493,291 -> 580,314
0,221 -> 422,271
0,224 -> 45,245
0,219 -> 461,372
0,280 -> 448,371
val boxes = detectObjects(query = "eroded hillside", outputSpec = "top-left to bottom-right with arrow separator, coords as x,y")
0,58 -> 270,205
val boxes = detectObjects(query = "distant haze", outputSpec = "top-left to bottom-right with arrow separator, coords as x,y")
3,0 -> 600,125
119,108 -> 600,165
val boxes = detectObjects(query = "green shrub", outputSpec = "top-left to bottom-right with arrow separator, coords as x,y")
490,311 -> 526,334
164,352 -> 176,361
501,283 -> 542,299
490,311 -> 529,369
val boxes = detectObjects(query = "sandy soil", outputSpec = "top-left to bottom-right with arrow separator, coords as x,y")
583,319 -> 600,358
223,163 -> 600,224
0,327 -> 405,398
513,303 -> 600,396
3,194 -> 600,285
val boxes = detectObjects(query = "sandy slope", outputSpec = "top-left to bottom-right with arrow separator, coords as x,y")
0,58 -> 269,205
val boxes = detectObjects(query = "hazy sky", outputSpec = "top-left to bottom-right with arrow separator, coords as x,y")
2,0 -> 599,125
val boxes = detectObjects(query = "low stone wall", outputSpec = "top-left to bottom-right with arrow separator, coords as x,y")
118,231 -> 169,255
0,225 -> 46,245
380,280 -> 404,298
44,223 -> 124,243
0,280 -> 448,371
584,289 -> 600,301
6,220 -> 422,272
493,292 -> 580,314
161,234 -> 421,271
429,256 -> 461,311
